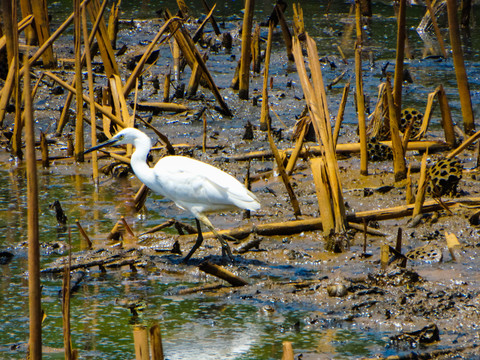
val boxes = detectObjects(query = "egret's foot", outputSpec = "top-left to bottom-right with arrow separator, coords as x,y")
220,241 -> 234,264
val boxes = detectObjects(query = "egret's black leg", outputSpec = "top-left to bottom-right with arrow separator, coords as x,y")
197,214 -> 234,263
182,218 -> 204,263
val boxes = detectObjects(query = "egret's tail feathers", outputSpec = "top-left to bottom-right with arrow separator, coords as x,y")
231,189 -> 261,212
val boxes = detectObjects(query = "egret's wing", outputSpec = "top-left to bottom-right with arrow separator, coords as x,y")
151,156 -> 260,213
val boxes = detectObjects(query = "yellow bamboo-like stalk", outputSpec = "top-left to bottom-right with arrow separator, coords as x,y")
133,326 -> 150,360
1,0 -> 15,65
393,0 -> 406,114
62,241 -> 72,359
285,121 -> 307,176
87,0 -> 119,77
56,0 -> 110,134
424,0 -> 447,58
355,0 -> 363,43
30,0 -> 55,67
293,35 -> 346,233
412,151 -> 429,219
40,132 -> 49,168
107,0 -> 120,49
0,41 -> 16,127
355,44 -> 368,175
310,157 -> 335,235
406,164 -> 413,204
82,6 -> 99,182
386,78 -> 406,182
150,325 -> 164,360
267,118 -> 302,218
45,71 -> 128,128
281,341 -> 294,360
238,0 -> 255,99
19,0 -> 35,45
74,0 -> 85,162
275,4 -> 293,60
446,0 -> 475,134
163,73 -> 171,102
12,4 -> 22,159
260,21 -> 274,131
252,25 -> 261,74
24,50 -> 42,360
333,83 -> 350,147
437,85 -> 456,147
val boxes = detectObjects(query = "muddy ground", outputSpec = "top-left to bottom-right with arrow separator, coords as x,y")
3,11 -> 480,360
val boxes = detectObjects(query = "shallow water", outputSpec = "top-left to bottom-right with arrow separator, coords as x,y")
1,0 -> 480,359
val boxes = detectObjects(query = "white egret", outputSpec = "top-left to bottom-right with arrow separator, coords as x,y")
84,127 -> 260,262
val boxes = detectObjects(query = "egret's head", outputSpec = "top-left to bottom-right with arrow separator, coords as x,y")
84,128 -> 145,154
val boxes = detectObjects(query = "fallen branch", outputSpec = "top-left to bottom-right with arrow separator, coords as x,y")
198,261 -> 249,286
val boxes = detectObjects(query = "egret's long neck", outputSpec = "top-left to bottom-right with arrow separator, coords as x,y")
130,135 -> 156,188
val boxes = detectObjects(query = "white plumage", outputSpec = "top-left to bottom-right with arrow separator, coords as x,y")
85,127 -> 260,262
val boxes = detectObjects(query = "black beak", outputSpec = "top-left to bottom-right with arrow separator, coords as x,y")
84,137 -> 119,155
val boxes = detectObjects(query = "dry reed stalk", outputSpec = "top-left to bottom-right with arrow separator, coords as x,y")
125,16 -> 179,97
74,0 -> 85,162
45,71 -> 128,128
275,4 -> 294,61
193,50 -> 233,116
150,325 -> 164,360
144,217 -> 386,243
445,231 -> 462,261
198,261 -> 249,286
81,7 -> 100,181
75,220 -> 93,249
87,0 -> 119,76
292,35 -> 346,233
267,118 -> 302,218
406,164 -> 413,204
393,0 -> 406,114
260,21 -> 274,131
56,0 -> 108,134
424,0 -> 447,57
133,326 -> 150,360
437,85 -> 456,147
121,216 -> 136,239
200,0 -> 221,35
163,73 -> 171,102
186,58 -> 202,97
0,54 -> 16,127
285,121 -> 307,175
281,341 -> 294,360
134,184 -> 150,212
446,0 -> 475,134
226,140 -> 448,162
385,78 -> 406,182
252,25 -> 261,73
107,0 -> 120,49
355,45 -> 368,175
18,0 -> 35,44
1,0 -> 15,64
446,128 -> 480,159
333,83 -> 350,147
62,235 -> 73,359
0,15 -> 33,51
40,132 -> 49,168
292,3 -> 305,38
24,50 -> 42,360
30,0 -> 55,66
238,0 -> 255,99
202,112 -> 207,152
310,157 -> 335,235
355,0 -> 363,43
412,152 -> 429,219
